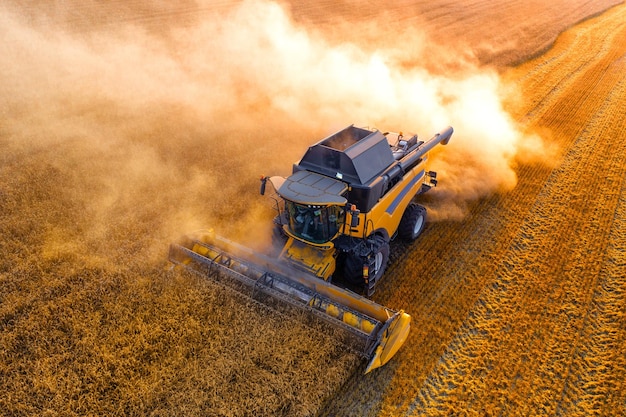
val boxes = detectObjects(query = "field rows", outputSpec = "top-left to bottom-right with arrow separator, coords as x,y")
288,0 -> 622,65
322,3 -> 626,415
4,1 -> 235,32
7,0 -> 621,67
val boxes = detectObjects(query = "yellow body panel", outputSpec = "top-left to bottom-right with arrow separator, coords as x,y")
280,235 -> 336,280
365,311 -> 411,373
345,158 -> 428,239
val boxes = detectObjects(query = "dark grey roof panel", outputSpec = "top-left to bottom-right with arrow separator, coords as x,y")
277,170 -> 348,205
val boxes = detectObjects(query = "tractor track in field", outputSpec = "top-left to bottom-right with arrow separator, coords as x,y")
554,67 -> 626,416
322,4 -> 626,416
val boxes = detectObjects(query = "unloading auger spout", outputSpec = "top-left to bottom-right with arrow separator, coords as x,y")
169,231 -> 411,373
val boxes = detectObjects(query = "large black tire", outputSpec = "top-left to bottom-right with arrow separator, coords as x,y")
342,253 -> 365,285
342,236 -> 390,294
398,203 -> 427,241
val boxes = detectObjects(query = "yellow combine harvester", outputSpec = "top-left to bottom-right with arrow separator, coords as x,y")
169,125 -> 453,373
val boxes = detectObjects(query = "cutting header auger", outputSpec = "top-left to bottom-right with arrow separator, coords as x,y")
169,124 -> 453,373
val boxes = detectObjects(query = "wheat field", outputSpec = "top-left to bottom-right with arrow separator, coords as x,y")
1,1 -> 625,416
324,3 -> 626,415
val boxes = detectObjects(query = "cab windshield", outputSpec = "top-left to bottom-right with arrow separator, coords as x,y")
285,201 -> 345,244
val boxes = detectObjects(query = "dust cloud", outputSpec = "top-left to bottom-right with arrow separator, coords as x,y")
1,0 -> 550,262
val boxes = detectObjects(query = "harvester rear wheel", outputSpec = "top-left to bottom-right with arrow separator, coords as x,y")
398,203 -> 426,241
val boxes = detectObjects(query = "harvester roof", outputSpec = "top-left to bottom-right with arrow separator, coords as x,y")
277,170 -> 348,205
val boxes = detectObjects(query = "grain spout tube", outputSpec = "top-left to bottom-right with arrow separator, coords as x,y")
168,231 -> 410,373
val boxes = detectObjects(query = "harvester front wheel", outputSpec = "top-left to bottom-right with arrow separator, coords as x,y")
398,203 -> 426,241
343,236 -> 389,295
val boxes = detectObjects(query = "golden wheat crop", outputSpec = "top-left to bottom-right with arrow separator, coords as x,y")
1,1 -> 625,416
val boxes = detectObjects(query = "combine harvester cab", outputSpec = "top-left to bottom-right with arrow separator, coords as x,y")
170,125 -> 452,373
